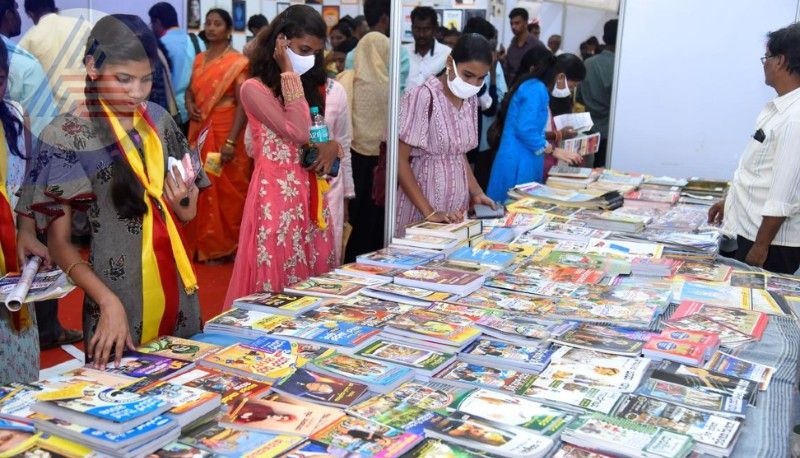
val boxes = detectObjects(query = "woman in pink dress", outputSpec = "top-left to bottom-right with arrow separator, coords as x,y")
395,34 -> 497,236
225,6 -> 340,303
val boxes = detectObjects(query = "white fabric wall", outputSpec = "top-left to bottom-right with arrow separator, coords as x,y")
609,0 -> 800,180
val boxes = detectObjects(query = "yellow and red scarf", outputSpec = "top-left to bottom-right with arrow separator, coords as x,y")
100,100 -> 198,343
0,124 -> 30,331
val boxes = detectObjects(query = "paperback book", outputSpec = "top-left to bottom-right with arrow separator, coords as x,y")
198,340 -> 317,382
460,338 -> 555,372
180,421 -> 303,458
127,379 -> 221,427
310,415 -> 423,458
393,266 -> 485,296
335,263 -> 406,282
272,367 -> 368,408
308,352 -> 414,394
432,360 -> 538,396
102,351 -> 193,379
136,336 -> 220,363
361,283 -> 455,306
356,340 -> 455,375
163,367 -> 271,411
534,347 -> 650,393
231,292 -> 323,316
549,324 -> 645,356
447,246 -> 516,269
561,414 -> 694,458
221,397 -> 343,437
284,276 -> 366,299
703,351 -> 774,391
522,379 -> 624,415
349,381 -> 470,420
356,246 -> 443,269
382,309 -> 481,349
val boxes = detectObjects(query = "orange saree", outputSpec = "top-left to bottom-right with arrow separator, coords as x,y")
185,51 -> 252,261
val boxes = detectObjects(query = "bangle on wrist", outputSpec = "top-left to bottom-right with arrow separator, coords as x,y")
65,260 -> 91,278
224,138 -> 236,147
425,210 -> 437,220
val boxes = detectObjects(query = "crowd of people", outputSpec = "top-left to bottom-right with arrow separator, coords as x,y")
0,0 -> 623,383
1,0 -> 796,390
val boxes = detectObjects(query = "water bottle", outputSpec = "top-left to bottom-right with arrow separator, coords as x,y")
309,106 -> 329,144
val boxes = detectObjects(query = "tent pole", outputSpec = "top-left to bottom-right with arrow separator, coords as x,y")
384,0 -> 403,244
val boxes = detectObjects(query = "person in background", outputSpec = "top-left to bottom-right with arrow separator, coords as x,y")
342,0 -> 408,262
2,0 -> 78,350
441,28 -> 461,49
502,7 -> 540,87
351,15 -> 369,41
332,38 -> 357,74
225,5 -> 338,302
579,41 -> 593,60
547,34 -> 563,55
0,42 -> 46,383
243,14 -> 269,57
462,17 -> 506,190
585,36 -> 599,57
21,0 -> 91,116
577,19 -> 617,168
330,20 -> 353,50
709,23 -> 800,274
528,21 -> 541,41
343,0 -> 409,93
487,47 -> 581,202
20,15 -> 207,368
184,9 -> 251,263
543,53 -> 586,179
149,2 -> 206,132
395,34 -> 496,235
149,34 -> 181,125
405,6 -> 449,92
0,0 -> 55,136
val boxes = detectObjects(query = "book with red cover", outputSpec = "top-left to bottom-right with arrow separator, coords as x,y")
393,267 -> 485,296
642,337 -> 707,366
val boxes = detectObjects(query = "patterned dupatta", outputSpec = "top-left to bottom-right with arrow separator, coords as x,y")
99,100 -> 198,343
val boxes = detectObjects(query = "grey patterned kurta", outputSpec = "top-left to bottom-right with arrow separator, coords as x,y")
17,103 -> 208,347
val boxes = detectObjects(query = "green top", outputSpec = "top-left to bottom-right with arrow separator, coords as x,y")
577,50 -> 615,138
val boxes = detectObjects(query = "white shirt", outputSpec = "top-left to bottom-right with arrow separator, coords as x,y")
723,86 -> 800,246
404,41 -> 450,92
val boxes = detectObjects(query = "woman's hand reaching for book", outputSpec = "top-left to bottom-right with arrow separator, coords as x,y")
89,296 -> 134,369
553,148 -> 582,165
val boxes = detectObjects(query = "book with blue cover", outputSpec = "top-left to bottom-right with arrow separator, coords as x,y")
356,246 -> 443,269
32,384 -> 170,434
266,319 -> 381,351
309,352 -> 414,394
31,413 -> 177,453
447,246 -> 516,269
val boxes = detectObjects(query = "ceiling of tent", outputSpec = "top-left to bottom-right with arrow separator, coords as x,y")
516,0 -> 620,14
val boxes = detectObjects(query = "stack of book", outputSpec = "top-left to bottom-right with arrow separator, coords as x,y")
642,329 -> 720,366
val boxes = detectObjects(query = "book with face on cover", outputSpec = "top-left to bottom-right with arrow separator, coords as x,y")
163,367 -> 271,411
348,381 -> 470,425
549,324 -> 645,356
221,397 -> 344,437
101,351 -> 193,379
284,276 -> 366,299
125,379 -> 221,427
522,379 -> 623,415
422,412 -> 555,458
449,389 -> 574,437
231,292 -> 323,316
614,394 -> 742,456
535,347 -> 651,393
308,352 -> 414,394
31,383 -> 170,434
461,338 -> 554,372
299,301 -> 400,328
310,415 -> 424,458
272,368 -> 369,408
381,309 -> 481,349
669,301 -> 768,340
355,340 -> 455,375
136,336 -> 220,362
242,315 -> 381,351
180,421 -> 303,458
432,361 -> 538,396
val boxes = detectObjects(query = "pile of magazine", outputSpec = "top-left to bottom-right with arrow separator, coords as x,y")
2,168 -> 793,457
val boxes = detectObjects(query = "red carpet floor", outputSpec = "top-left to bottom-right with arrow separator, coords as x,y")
39,261 -> 234,369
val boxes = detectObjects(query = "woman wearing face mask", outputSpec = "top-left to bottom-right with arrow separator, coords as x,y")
486,46 -> 581,202
184,8 -> 252,263
19,15 -> 207,368
224,5 -> 339,302
394,33 -> 496,235
543,53 -> 587,179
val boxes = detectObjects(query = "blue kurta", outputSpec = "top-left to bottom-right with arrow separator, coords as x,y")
486,78 -> 549,202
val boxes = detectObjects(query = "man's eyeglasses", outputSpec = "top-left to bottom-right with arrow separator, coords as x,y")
761,54 -> 777,64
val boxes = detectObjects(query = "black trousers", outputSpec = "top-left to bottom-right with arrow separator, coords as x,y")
344,150 -> 385,263
735,235 -> 800,275
34,230 -> 63,344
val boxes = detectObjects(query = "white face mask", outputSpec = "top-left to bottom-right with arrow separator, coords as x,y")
551,74 -> 572,98
447,63 -> 483,99
287,46 -> 316,75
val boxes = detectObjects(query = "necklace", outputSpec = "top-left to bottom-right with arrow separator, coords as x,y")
204,44 -> 232,65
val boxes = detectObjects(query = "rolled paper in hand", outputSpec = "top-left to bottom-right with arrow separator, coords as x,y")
5,256 -> 42,312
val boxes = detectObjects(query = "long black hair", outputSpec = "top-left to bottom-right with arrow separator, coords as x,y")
0,44 -> 24,158
250,5 -> 327,114
488,45 -> 557,150
84,14 -> 159,219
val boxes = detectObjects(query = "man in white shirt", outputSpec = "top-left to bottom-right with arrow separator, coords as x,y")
404,6 -> 449,92
709,23 -> 800,274
20,0 -> 91,114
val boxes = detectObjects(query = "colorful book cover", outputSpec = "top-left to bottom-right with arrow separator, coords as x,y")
36,384 -> 167,424
356,247 -> 441,269
650,362 -> 757,411
658,329 -> 719,347
729,271 -> 767,289
676,262 -> 732,282
551,325 -> 644,355
233,292 -> 321,313
510,263 -> 606,285
301,302 -> 398,327
614,394 -> 741,450
435,361 -> 537,396
393,233 -> 460,248
181,422 -> 303,458
642,337 -> 706,362
103,351 -> 192,379
522,379 -> 622,415
31,413 -> 175,446
202,338 -> 326,381
450,389 -> 573,437
670,301 -> 768,339
128,379 -> 218,415
704,351 -> 774,391
310,415 -> 423,458
270,320 -> 381,349
539,250 -> 631,275
205,308 -> 273,331
137,336 -> 220,362
448,287 -> 543,314
351,381 -> 470,418
463,338 -> 554,367
164,368 -> 271,410
585,238 -> 663,259
337,263 -> 405,279
447,247 -> 515,268
384,310 -> 481,346
476,315 -> 575,341
426,302 -> 504,322
42,367 -> 137,390
536,347 -> 650,393
405,438 -> 495,458
564,414 -> 694,458
153,442 -> 212,457
473,240 -> 539,261
394,267 -> 484,287
553,444 -> 615,458
274,368 -> 368,407
364,283 -> 454,302
222,397 -> 343,437
310,352 -> 413,389
285,277 -> 365,298
356,340 -> 454,372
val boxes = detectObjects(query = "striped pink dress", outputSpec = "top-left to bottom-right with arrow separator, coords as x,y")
395,76 -> 478,236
